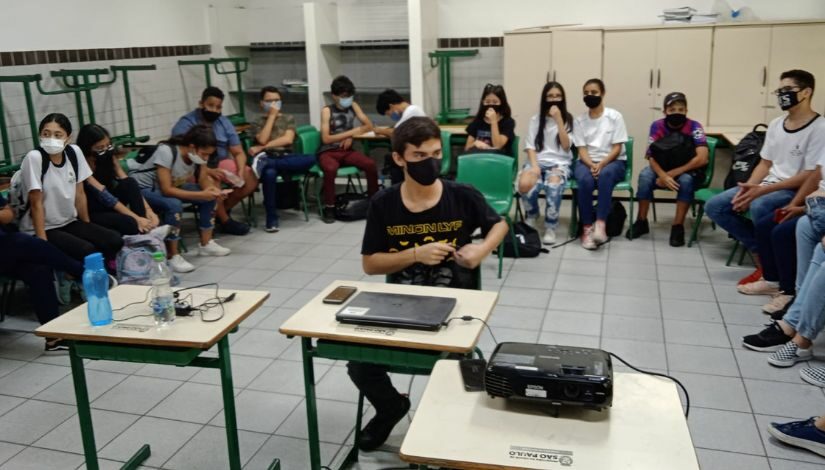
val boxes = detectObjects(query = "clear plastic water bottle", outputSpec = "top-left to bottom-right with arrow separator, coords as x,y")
83,253 -> 113,326
149,252 -> 175,326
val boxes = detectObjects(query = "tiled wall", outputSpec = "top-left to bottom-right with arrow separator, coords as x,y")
245,48 -> 311,126
449,46 -> 504,115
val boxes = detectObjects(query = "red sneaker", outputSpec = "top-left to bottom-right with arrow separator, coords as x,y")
738,268 -> 762,286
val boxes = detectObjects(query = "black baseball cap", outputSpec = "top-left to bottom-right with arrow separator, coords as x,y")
664,92 -> 687,108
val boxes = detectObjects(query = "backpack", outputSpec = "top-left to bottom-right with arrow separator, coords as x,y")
128,144 -> 178,174
334,192 -> 370,221
500,221 -> 548,257
605,201 -> 627,237
724,123 -> 767,190
116,232 -> 179,286
649,131 -> 705,182
9,146 -> 79,222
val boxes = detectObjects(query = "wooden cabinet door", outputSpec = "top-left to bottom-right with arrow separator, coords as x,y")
551,30 -> 603,117
708,26 -> 771,126
504,32 -> 552,156
655,28 -> 713,124
767,24 -> 825,120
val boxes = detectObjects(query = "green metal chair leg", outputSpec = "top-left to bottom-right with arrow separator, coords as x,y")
725,240 -> 740,267
217,336 -> 243,470
627,191 -> 635,239
688,204 -> 704,247
301,338 -> 323,470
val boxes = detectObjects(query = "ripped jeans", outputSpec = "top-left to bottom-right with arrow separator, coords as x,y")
519,163 -> 569,231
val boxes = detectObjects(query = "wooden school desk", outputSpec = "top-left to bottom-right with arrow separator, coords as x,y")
279,280 -> 498,470
35,285 -> 278,470
400,360 -> 700,470
705,126 -> 752,147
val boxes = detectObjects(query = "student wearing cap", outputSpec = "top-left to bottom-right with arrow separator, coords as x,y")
627,92 -> 708,246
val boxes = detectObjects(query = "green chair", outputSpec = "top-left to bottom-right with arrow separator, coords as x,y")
652,136 -> 719,223
296,127 -> 363,217
568,137 -> 635,238
439,130 -> 452,176
456,153 -> 519,279
683,137 -> 728,247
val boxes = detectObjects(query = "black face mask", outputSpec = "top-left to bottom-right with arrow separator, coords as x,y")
547,100 -> 564,112
665,113 -> 687,128
777,90 -> 801,111
96,149 -> 115,161
485,104 -> 502,115
405,157 -> 440,186
583,95 -> 602,109
201,110 -> 221,122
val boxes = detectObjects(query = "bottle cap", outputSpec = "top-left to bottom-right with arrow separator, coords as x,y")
83,252 -> 104,270
152,252 -> 165,262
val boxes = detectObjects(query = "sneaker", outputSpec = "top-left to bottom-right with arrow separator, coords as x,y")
592,220 -> 608,245
625,219 -> 649,240
55,272 -> 73,306
738,278 -> 781,296
264,223 -> 280,233
581,225 -> 597,250
762,293 -> 794,316
767,341 -> 812,367
669,224 -> 685,247
322,206 -> 336,224
768,417 -> 825,458
801,367 -> 825,388
542,229 -> 556,245
358,395 -> 411,452
742,322 -> 793,352
738,267 -> 762,286
769,295 -> 795,321
199,240 -> 231,257
168,254 -> 196,273
44,338 -> 69,353
218,218 -> 250,236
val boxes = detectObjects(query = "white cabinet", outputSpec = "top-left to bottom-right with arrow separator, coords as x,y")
550,30 -> 603,117
767,24 -> 825,119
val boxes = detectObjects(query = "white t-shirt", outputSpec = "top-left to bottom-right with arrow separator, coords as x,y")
396,104 -> 427,127
524,114 -> 574,169
130,144 -> 197,190
19,144 -> 92,233
572,107 -> 628,163
762,114 -> 825,185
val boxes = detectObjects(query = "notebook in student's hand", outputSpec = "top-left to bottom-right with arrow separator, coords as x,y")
335,291 -> 456,331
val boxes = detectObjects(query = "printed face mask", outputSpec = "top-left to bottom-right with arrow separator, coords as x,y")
405,157 -> 440,186
777,90 -> 800,111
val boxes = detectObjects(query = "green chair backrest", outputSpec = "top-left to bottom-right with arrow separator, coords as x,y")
624,136 -> 634,181
296,124 -> 315,136
703,136 -> 719,188
455,153 -> 516,202
510,135 -> 520,173
296,128 -> 321,155
440,130 -> 452,176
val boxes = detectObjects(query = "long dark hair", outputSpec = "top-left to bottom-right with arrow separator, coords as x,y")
163,124 -> 218,149
77,124 -> 116,189
473,83 -> 512,122
39,113 -> 72,135
536,82 -> 573,151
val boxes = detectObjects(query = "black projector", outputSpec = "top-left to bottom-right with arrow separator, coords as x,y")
485,342 -> 613,410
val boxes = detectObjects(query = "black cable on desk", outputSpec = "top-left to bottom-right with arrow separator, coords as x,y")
443,316 -> 498,345
608,352 -> 690,418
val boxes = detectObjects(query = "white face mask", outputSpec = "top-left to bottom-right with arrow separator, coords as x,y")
187,152 -> 207,165
264,100 -> 283,112
40,137 -> 66,155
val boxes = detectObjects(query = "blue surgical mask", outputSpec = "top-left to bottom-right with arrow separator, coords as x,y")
263,100 -> 282,112
390,111 -> 402,122
339,96 -> 353,108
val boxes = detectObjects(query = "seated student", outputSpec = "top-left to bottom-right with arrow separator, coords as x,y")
76,124 -> 161,236
463,84 -> 516,155
16,113 -> 123,263
318,75 -> 379,223
171,86 -> 251,235
571,78 -> 629,250
129,125 -> 231,273
768,415 -> 825,458
517,81 -> 574,245
375,89 -> 428,185
247,86 -> 316,232
0,192 -> 84,350
705,69 -> 824,287
627,92 -> 708,246
351,117 -> 508,451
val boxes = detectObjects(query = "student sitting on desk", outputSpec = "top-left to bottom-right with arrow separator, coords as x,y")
463,83 -> 516,156
375,89 -> 427,185
626,92 -> 708,247
171,86 -> 252,236
318,75 -> 379,223
247,86 -> 316,233
353,117 -> 508,451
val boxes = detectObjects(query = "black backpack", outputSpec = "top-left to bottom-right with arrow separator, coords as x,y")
334,192 -> 370,221
724,124 -> 767,189
500,221 -> 548,258
650,131 -> 705,183
577,201 -> 627,238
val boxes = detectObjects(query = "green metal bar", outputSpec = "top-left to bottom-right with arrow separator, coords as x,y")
121,444 -> 151,470
218,336 -> 243,470
0,86 -> 10,166
204,63 -> 212,87
301,337 -> 323,470
22,82 -> 38,148
69,343 -> 100,470
82,74 -> 96,125
120,70 -> 135,138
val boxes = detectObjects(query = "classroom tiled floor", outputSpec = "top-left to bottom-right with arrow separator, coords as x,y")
1,201 -> 825,469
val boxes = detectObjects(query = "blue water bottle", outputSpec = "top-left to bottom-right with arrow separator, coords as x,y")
83,253 -> 113,326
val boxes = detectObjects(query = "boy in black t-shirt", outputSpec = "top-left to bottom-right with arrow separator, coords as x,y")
352,117 -> 508,451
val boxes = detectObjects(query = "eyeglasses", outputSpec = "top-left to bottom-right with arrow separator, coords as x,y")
94,144 -> 114,156
773,87 -> 801,95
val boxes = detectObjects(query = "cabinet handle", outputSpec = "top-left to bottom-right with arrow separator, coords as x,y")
657,69 -> 661,88
553,70 -> 556,82
762,66 -> 767,87
649,69 -> 653,89
762,105 -> 776,108
650,106 -> 663,110
546,71 -> 550,82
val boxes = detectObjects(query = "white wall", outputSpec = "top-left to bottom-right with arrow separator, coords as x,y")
437,0 -> 825,37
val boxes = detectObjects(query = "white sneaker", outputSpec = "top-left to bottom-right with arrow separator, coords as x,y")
149,224 -> 171,240
169,254 -> 196,273
198,239 -> 231,257
592,220 -> 608,245
581,225 -> 597,250
542,229 -> 556,245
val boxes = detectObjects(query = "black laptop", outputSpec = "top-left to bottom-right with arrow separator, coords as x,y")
335,292 -> 457,331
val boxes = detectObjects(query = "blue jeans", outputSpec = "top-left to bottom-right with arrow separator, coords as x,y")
755,214 -> 798,294
805,196 -> 825,239
574,159 -> 626,225
704,186 -> 795,252
141,183 -> 215,241
519,163 -> 569,231
636,166 -> 695,203
782,216 -> 825,340
257,154 -> 316,226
